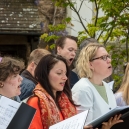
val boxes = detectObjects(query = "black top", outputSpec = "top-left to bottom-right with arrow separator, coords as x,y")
69,71 -> 79,89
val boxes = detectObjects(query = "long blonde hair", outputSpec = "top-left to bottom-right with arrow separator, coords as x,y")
76,43 -> 104,78
117,63 -> 129,105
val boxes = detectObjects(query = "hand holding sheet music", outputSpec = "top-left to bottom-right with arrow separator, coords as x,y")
86,106 -> 129,129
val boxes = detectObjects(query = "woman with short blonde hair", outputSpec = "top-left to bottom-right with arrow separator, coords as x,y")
76,43 -> 104,78
72,43 -> 121,126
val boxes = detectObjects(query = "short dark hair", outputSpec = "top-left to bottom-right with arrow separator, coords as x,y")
35,54 -> 75,107
79,38 -> 98,50
55,35 -> 78,54
0,56 -> 24,81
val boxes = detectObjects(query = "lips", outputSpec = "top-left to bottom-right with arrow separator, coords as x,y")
68,58 -> 73,64
18,85 -> 21,88
108,66 -> 112,69
60,82 -> 65,86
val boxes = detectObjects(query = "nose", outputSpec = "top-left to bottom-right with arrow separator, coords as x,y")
71,50 -> 76,57
19,75 -> 23,81
63,74 -> 67,80
107,57 -> 111,63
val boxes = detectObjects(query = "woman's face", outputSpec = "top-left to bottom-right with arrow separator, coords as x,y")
90,47 -> 112,80
57,38 -> 77,66
2,74 -> 23,98
48,61 -> 67,96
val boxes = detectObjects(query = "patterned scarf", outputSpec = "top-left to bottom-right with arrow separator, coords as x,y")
33,84 -> 77,129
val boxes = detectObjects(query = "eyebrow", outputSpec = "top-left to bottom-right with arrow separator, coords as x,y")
68,47 -> 77,51
56,69 -> 67,72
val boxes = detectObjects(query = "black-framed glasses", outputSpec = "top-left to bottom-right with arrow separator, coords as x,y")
90,55 -> 111,61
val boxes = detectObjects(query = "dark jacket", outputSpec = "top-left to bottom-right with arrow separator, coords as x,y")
19,70 -> 38,101
69,71 -> 79,88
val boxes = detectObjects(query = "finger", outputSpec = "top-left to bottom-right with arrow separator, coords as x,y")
83,125 -> 93,129
108,116 -> 113,123
116,114 -> 122,120
114,120 -> 124,124
102,122 -> 107,126
113,115 -> 117,120
112,114 -> 122,123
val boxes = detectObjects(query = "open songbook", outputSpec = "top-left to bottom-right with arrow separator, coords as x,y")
50,106 -> 129,129
0,95 -> 36,129
86,106 -> 129,129
49,110 -> 89,129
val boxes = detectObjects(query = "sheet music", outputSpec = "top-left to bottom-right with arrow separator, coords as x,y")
0,96 -> 21,129
49,110 -> 89,129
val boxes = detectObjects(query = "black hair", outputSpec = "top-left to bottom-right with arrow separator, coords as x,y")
35,54 -> 75,108
55,35 -> 78,54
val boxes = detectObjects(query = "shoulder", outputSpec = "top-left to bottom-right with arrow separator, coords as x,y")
115,92 -> 127,106
21,76 -> 35,84
20,76 -> 35,87
115,92 -> 123,98
72,78 -> 94,94
27,96 -> 39,109
72,78 -> 93,90
70,71 -> 79,80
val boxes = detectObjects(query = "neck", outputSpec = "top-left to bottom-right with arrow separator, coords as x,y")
0,91 -> 11,98
26,67 -> 34,76
89,77 -> 103,86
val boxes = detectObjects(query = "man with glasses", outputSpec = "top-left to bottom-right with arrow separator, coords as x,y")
19,49 -> 50,100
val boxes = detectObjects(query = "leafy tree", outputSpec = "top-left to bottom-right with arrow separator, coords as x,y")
40,0 -> 129,89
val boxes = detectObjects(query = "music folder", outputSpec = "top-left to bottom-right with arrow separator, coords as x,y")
0,95 -> 36,129
86,106 -> 129,129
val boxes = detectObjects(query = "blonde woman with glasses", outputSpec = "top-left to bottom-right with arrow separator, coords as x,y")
72,43 -> 123,127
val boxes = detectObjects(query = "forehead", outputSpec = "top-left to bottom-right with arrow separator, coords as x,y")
63,38 -> 77,49
95,47 -> 108,56
51,61 -> 66,71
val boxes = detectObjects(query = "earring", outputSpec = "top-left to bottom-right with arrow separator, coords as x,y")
0,83 -> 4,88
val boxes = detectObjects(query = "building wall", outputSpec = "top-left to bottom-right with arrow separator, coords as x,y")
66,0 -> 104,37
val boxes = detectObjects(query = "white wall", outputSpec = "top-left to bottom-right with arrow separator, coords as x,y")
66,0 -> 104,37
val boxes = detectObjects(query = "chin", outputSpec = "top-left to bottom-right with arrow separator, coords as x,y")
57,89 -> 64,92
16,92 -> 21,96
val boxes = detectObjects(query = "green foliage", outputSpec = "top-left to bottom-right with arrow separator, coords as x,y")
40,21 -> 68,50
40,0 -> 129,89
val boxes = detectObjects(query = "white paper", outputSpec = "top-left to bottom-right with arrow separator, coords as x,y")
108,81 -> 114,90
49,110 -> 89,129
0,96 -> 21,129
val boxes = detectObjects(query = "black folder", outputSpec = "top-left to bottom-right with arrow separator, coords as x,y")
7,102 -> 36,129
86,106 -> 129,129
0,95 -> 36,129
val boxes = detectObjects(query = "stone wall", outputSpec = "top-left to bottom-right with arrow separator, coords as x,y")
38,0 -> 66,32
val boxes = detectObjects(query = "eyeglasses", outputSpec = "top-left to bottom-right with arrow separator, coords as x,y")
90,55 -> 111,61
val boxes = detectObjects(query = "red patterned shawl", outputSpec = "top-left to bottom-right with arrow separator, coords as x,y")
33,84 -> 77,129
